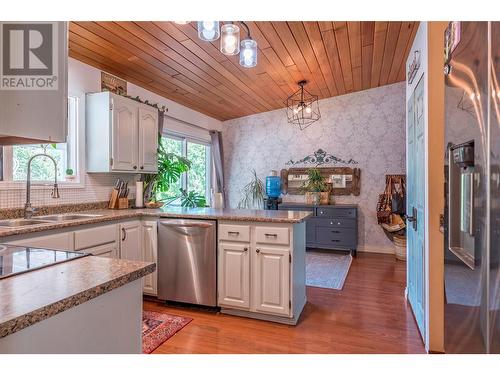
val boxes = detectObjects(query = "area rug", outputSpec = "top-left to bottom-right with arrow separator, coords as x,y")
142,310 -> 192,353
306,250 -> 352,290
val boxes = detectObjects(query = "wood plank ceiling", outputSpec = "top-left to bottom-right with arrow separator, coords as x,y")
68,21 -> 418,121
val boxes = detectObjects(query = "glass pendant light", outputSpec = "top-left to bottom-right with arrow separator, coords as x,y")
174,21 -> 190,25
197,21 -> 220,42
239,22 -> 257,68
220,23 -> 240,55
240,39 -> 257,68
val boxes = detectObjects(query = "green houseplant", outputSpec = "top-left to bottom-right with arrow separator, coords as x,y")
238,170 -> 265,209
300,168 -> 329,205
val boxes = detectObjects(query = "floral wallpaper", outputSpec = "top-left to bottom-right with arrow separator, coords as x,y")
222,82 -> 407,253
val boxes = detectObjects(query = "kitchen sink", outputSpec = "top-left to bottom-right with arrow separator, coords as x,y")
0,219 -> 53,228
38,214 -> 104,222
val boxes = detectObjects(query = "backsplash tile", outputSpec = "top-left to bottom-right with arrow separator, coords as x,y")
0,174 -> 136,210
222,82 -> 407,253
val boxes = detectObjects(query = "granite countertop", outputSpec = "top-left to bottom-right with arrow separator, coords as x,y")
0,207 -> 312,238
0,255 -> 155,338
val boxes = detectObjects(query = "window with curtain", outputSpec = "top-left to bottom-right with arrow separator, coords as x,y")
160,134 -> 212,206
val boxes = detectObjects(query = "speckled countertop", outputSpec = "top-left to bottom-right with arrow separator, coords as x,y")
0,256 -> 155,338
0,207 -> 312,238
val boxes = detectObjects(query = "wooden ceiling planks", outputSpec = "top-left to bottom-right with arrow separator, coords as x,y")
68,21 -> 418,121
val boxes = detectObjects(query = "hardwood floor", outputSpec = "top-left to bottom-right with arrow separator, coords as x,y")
144,252 -> 425,354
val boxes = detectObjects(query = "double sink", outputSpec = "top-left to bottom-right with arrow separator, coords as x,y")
0,214 -> 104,228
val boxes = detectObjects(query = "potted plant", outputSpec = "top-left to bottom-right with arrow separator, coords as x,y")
65,168 -> 76,182
301,168 -> 329,205
238,170 -> 265,209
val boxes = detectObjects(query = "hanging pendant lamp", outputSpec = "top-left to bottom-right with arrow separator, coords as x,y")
220,23 -> 240,55
286,80 -> 321,130
197,21 -> 220,41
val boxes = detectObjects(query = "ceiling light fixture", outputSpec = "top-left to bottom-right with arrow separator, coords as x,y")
220,23 -> 240,55
286,80 -> 321,130
239,22 -> 257,68
197,21 -> 220,42
195,21 -> 258,68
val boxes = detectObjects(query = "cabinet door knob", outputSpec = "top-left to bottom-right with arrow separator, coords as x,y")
133,165 -> 137,170
140,166 -> 144,170
243,247 -> 248,252
256,248 -> 260,254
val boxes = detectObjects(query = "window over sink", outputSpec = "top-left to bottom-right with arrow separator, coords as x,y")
0,96 -> 79,185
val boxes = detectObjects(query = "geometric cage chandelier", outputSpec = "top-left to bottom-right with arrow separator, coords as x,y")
285,80 -> 321,130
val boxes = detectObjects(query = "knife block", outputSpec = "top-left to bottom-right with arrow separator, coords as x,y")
108,189 -> 129,209
116,198 -> 129,209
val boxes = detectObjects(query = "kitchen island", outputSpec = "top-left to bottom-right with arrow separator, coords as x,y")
0,249 -> 155,354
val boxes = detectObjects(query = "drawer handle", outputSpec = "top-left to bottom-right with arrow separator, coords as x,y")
331,230 -> 340,234
331,239 -> 340,242
264,233 -> 278,238
228,231 -> 240,235
121,227 -> 127,241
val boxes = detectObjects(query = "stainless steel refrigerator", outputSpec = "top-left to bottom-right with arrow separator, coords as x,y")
444,21 -> 500,353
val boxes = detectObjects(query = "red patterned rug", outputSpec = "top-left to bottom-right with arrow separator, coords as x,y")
142,310 -> 192,354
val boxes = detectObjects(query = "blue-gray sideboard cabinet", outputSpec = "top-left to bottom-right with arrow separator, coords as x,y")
278,203 -> 358,256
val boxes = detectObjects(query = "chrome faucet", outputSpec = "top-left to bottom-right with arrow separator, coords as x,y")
24,154 -> 60,219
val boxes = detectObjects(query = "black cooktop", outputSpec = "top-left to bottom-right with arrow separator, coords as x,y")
0,244 -> 88,279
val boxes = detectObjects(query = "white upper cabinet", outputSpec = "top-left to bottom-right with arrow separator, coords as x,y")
0,22 -> 68,145
86,92 -> 158,173
138,106 -> 158,173
112,95 -> 139,171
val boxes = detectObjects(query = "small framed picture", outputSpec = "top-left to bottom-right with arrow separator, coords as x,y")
330,174 -> 347,188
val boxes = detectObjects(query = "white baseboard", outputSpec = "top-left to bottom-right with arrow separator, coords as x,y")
357,244 -> 396,255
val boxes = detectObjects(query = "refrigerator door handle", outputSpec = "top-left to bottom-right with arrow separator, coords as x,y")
469,173 -> 474,236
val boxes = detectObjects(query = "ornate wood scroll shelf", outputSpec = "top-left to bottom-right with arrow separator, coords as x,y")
281,167 -> 361,196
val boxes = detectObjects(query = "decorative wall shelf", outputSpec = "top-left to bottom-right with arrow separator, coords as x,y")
280,167 -> 361,196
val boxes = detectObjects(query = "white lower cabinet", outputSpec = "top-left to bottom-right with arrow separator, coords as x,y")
218,242 -> 250,308
253,246 -> 290,316
8,232 -> 74,251
119,220 -> 142,261
74,223 -> 119,258
217,222 -> 305,324
141,220 -> 158,296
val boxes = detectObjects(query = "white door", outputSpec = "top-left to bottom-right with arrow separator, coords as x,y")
138,106 -> 158,173
253,246 -> 290,316
120,221 -> 142,261
111,95 -> 138,172
218,242 -> 250,309
142,221 -> 158,295
407,75 -> 426,338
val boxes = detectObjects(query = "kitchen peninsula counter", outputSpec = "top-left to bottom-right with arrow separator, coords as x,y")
0,253 -> 155,353
0,207 -> 312,238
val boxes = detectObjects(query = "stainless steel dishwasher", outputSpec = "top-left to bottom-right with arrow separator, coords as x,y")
158,219 -> 217,307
